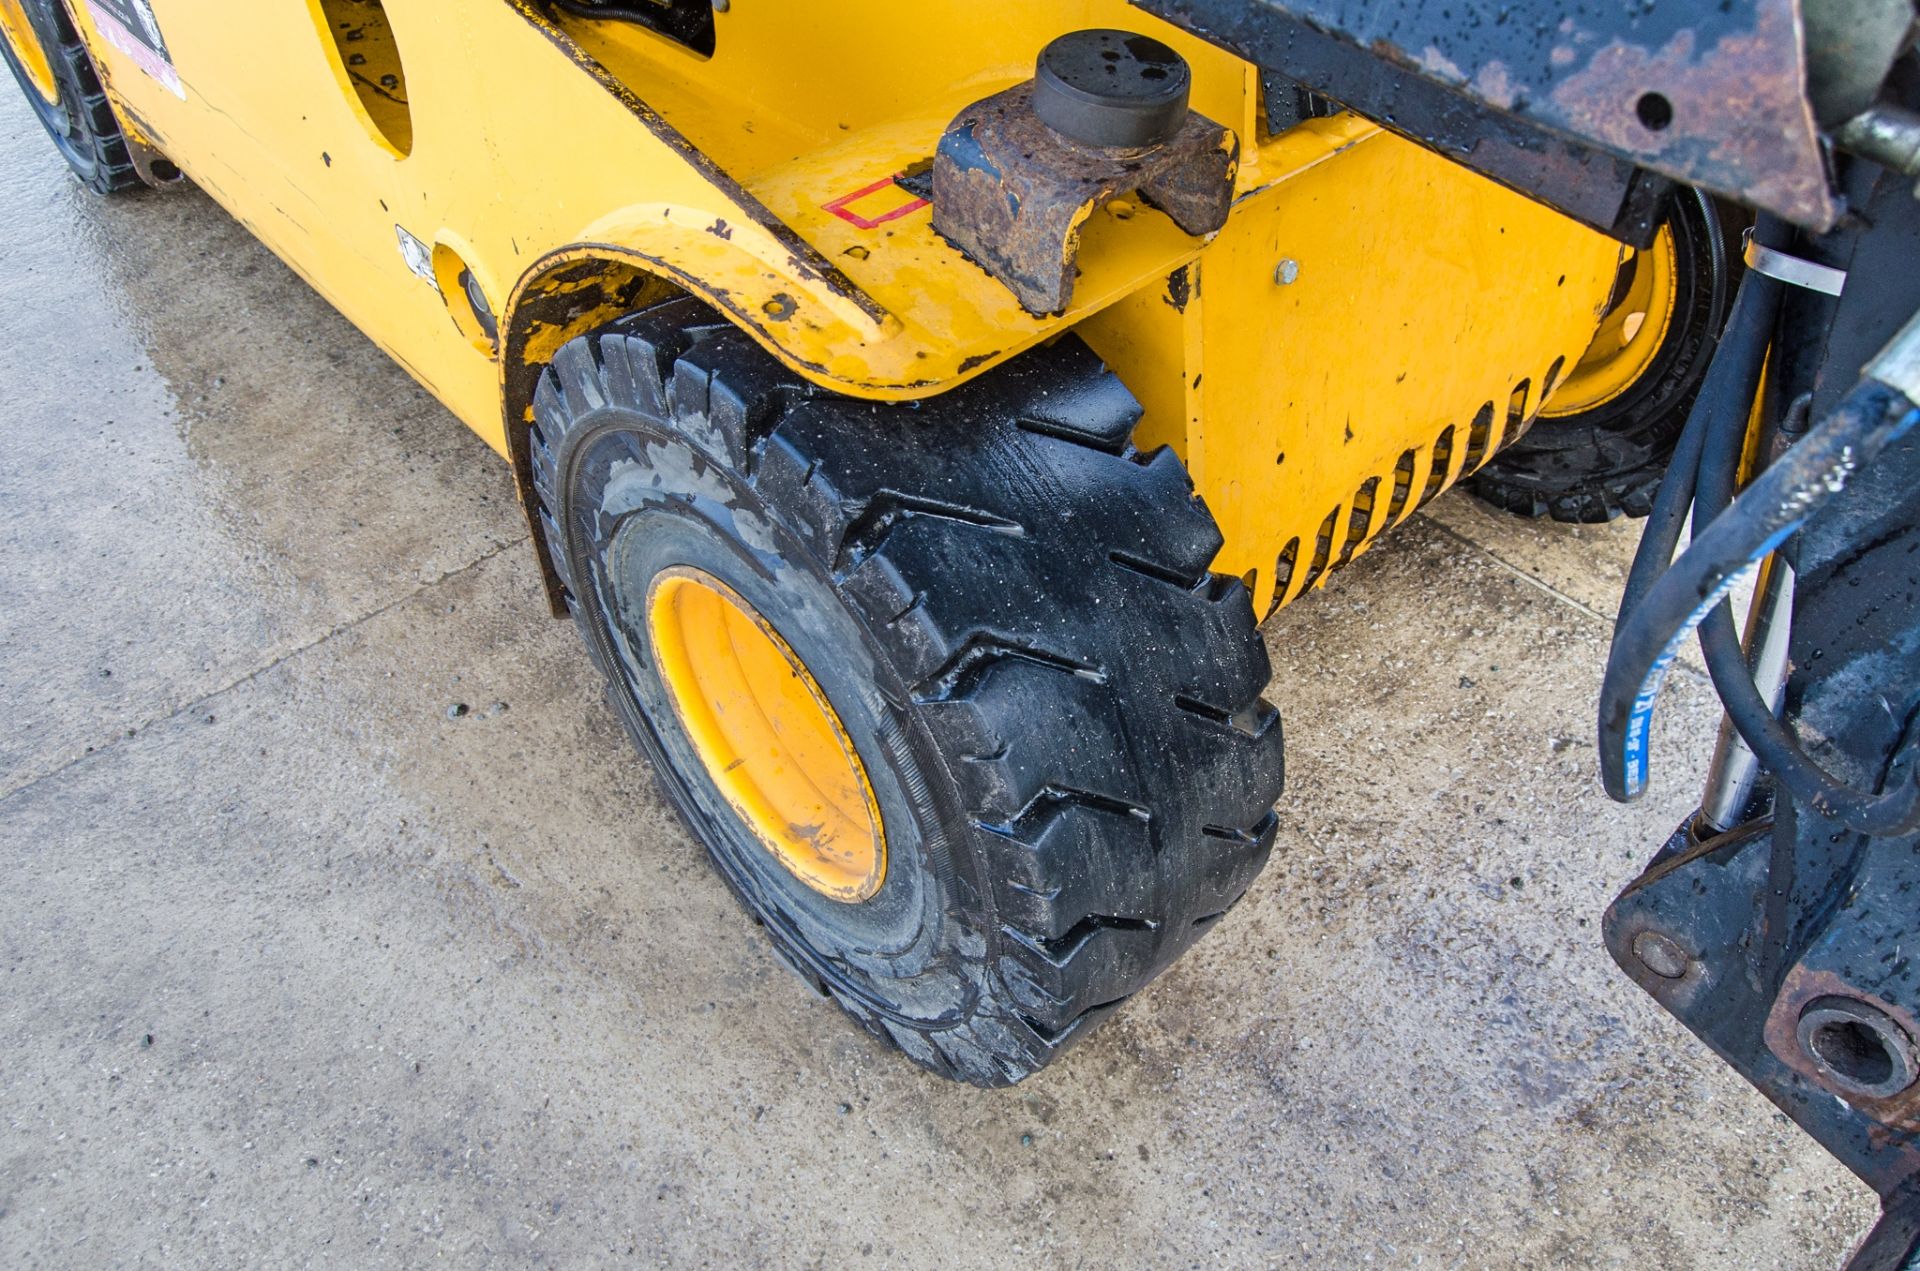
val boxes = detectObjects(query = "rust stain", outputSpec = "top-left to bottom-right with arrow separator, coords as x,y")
1766,966 -> 1920,1135
1546,2 -> 1835,229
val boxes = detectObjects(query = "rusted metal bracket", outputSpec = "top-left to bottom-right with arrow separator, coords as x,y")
123,131 -> 183,189
931,81 -> 1237,315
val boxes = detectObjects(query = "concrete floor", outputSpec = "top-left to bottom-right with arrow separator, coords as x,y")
0,90 -> 1880,1267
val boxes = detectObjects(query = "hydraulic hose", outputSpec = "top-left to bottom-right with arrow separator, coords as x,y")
1613,199 -> 1737,628
1685,290 -> 1920,834
1600,366 -> 1920,816
1615,259 -> 1779,628
1600,255 -> 1782,798
1697,592 -> 1920,834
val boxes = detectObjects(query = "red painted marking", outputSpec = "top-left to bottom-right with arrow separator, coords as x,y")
822,175 -> 929,231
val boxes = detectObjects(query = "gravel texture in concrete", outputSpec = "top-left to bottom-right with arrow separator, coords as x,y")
0,91 -> 1878,1267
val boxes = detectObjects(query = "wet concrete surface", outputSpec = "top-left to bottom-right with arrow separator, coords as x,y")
0,93 -> 1879,1267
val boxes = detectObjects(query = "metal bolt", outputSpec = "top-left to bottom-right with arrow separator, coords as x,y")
1273,258 -> 1300,286
1631,929 -> 1691,980
712,0 -> 729,11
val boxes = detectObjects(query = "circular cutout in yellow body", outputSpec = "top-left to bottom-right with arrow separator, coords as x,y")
646,567 -> 885,903
0,0 -> 60,106
1543,223 -> 1680,419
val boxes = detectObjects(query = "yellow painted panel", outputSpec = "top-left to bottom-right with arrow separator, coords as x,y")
1082,131 -> 1623,616
63,0 -> 1619,613
67,0 -> 1275,432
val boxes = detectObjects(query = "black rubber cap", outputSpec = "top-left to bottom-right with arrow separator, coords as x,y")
1033,29 -> 1191,149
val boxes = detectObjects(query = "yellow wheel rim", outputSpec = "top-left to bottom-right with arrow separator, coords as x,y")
646,567 -> 885,903
1543,223 -> 1681,418
0,0 -> 59,106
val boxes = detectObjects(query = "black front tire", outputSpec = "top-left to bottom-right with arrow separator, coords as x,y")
2,0 -> 139,195
529,300 -> 1285,1085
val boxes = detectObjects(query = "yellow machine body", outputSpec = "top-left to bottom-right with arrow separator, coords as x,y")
65,0 -> 1622,616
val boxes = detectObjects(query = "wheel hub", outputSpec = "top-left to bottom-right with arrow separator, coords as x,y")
645,567 -> 885,903
1542,223 -> 1680,418
0,0 -> 60,106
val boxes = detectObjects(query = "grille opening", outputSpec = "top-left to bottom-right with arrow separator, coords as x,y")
1502,378 -> 1533,450
1298,506 -> 1341,593
1268,537 -> 1300,614
1335,476 -> 1380,569
1418,425 -> 1456,508
1386,447 -> 1418,525
1509,360 -> 1565,443
1461,401 -> 1498,474
1270,373 -> 1560,614
1542,355 -> 1567,401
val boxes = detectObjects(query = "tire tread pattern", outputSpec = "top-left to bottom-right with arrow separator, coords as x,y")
4,0 -> 139,194
531,298 -> 1284,1084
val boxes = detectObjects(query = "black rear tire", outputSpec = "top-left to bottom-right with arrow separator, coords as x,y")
1470,190 -> 1736,523
529,299 -> 1285,1085
2,0 -> 139,195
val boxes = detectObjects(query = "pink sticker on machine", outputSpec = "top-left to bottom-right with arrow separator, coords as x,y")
85,0 -> 183,100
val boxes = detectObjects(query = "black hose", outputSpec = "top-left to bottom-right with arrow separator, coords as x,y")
1698,598 -> 1920,834
1599,377 -> 1920,808
1617,264 -> 1780,629
1600,256 -> 1782,797
1613,198 -> 1738,629
1685,286 -> 1920,833
1614,377 -> 1709,629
